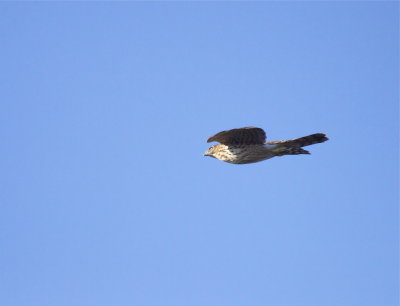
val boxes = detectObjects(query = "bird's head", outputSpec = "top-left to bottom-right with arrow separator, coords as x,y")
204,146 -> 217,158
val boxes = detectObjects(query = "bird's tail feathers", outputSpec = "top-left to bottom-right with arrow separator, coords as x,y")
268,133 -> 328,147
268,133 -> 328,156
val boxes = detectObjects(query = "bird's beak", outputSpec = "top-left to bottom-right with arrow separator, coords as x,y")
204,153 -> 215,158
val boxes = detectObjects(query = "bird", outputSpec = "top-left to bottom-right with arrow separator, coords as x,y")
204,127 -> 328,164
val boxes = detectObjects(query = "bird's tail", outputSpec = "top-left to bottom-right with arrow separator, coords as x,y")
268,133 -> 328,156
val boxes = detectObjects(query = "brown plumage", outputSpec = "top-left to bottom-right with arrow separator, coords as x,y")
207,127 -> 266,145
204,127 -> 328,164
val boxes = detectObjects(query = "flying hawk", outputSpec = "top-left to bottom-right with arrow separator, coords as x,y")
204,127 -> 328,164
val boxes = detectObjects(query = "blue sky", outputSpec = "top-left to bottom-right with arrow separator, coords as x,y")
1,2 -> 398,306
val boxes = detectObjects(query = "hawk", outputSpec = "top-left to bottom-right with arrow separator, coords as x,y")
204,127 -> 328,164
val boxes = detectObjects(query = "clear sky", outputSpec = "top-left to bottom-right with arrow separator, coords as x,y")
1,2 -> 398,306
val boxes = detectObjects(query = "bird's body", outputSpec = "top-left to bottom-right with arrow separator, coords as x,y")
204,127 -> 328,164
207,143 -> 277,164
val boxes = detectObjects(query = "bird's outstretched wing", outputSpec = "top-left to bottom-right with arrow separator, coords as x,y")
207,127 -> 266,145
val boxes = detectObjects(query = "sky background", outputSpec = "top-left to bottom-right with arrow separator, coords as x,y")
1,2 -> 398,306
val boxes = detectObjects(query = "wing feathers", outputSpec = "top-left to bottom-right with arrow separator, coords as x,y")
207,127 -> 266,145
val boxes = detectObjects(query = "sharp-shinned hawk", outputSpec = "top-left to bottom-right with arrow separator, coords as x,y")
204,127 -> 328,164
